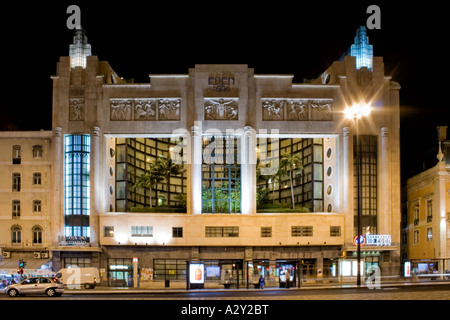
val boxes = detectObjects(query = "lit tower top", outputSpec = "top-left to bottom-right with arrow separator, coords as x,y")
349,26 -> 373,71
69,27 -> 92,69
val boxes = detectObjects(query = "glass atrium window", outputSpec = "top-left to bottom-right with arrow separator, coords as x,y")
202,135 -> 241,214
257,138 -> 324,212
115,137 -> 187,212
354,135 -> 378,236
64,135 -> 90,239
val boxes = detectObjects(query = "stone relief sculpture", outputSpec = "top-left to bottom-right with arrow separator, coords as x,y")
262,100 -> 285,121
134,100 -> 156,121
111,99 -> 133,121
262,99 -> 333,121
110,98 -> 181,121
204,98 -> 238,120
158,99 -> 181,121
69,99 -> 85,121
287,100 -> 308,121
310,100 -> 333,121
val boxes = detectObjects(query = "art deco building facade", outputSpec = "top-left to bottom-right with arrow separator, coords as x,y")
0,27 -> 401,288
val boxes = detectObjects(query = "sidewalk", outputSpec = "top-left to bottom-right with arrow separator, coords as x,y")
62,279 -> 450,295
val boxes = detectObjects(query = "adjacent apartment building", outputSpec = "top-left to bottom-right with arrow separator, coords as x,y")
0,26 -> 401,288
404,127 -> 450,278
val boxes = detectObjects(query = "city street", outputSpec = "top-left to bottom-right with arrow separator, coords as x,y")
2,282 -> 450,300
3,283 -> 449,319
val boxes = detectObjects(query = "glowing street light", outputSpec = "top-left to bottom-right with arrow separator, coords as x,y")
345,102 -> 371,287
344,103 -> 371,120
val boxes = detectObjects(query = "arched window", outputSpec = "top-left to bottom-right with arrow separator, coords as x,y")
32,226 -> 42,244
11,225 -> 21,244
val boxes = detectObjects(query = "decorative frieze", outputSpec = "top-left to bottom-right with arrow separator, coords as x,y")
69,99 -> 85,121
262,99 -> 333,121
204,98 -> 239,120
110,98 -> 181,121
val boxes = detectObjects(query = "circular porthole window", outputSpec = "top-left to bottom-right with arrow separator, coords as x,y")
327,185 -> 333,196
110,148 -> 115,158
326,148 -> 332,159
109,185 -> 114,196
109,166 -> 114,177
327,204 -> 333,212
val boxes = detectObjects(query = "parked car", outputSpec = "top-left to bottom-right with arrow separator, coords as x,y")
56,267 -> 100,289
5,277 -> 64,297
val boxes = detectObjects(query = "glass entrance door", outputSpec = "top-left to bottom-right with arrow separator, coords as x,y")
108,258 -> 133,287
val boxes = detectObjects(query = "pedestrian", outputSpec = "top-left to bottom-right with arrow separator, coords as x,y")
258,275 -> 265,289
285,269 -> 290,288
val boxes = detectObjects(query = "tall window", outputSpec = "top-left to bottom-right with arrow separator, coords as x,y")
115,137 -> 187,211
257,138 -> 324,212
33,172 -> 42,185
64,135 -> 90,238
12,173 -> 21,192
426,199 -> 433,223
33,200 -> 42,213
32,226 -> 42,244
354,135 -> 377,236
33,145 -> 43,158
202,135 -> 241,214
12,145 -> 21,164
12,200 -> 20,218
11,226 -> 21,244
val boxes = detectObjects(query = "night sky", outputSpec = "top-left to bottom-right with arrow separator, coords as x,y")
0,1 -> 447,181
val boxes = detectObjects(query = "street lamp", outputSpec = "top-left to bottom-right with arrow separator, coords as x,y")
345,102 -> 372,287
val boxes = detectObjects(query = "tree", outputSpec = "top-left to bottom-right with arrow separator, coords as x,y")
134,164 -> 163,208
280,153 -> 303,209
154,155 -> 185,207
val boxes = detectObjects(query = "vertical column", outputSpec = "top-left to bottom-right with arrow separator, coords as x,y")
191,124 -> 202,214
436,166 -> 447,263
52,127 -> 63,245
342,127 -> 353,244
90,126 -> 100,244
241,126 -> 256,214
380,127 -> 390,235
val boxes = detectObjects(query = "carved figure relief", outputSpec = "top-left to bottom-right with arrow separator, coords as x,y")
111,99 -> 133,121
262,99 -> 333,121
310,100 -> 333,121
262,100 -> 285,121
204,98 -> 238,120
158,99 -> 181,121
110,99 -> 181,121
134,100 -> 156,121
287,100 -> 308,121
69,99 -> 85,121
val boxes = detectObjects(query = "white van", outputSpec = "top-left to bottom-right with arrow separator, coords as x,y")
56,267 -> 100,289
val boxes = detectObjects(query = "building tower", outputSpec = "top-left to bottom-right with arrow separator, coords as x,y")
349,26 -> 374,71
69,27 -> 92,69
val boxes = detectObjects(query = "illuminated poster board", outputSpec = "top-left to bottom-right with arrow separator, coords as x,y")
404,261 -> 411,277
189,263 -> 205,284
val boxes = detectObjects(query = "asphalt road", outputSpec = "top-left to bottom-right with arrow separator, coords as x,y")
3,284 -> 450,319
3,283 -> 450,300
